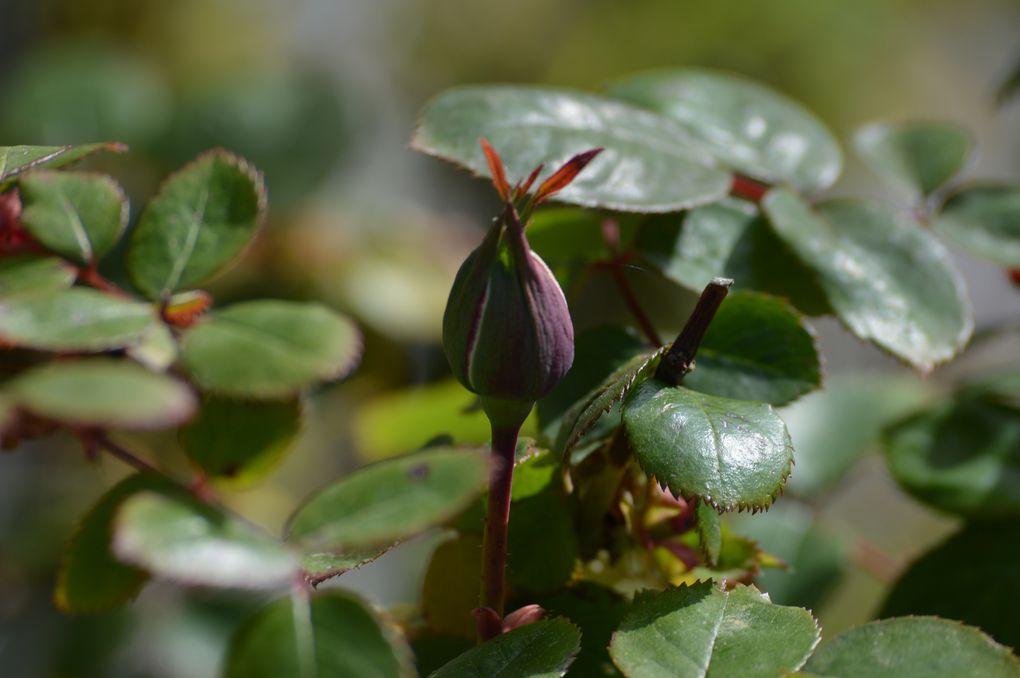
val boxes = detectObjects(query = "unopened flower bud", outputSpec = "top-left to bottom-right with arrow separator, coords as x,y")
443,208 -> 574,413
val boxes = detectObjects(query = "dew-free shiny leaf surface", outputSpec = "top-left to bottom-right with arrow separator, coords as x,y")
0,288 -> 155,351
854,121 -> 971,197
429,618 -> 581,678
18,170 -> 128,264
609,583 -> 819,678
113,491 -> 298,589
224,591 -> 412,678
883,396 -> 1020,518
635,199 -> 829,316
413,86 -> 731,212
10,359 -> 195,429
803,617 -> 1020,678
933,184 -> 1020,267
762,189 -> 972,371
286,447 -> 489,551
623,380 -> 794,511
610,69 -> 842,193
179,300 -> 361,398
127,150 -> 265,299
683,291 -> 820,406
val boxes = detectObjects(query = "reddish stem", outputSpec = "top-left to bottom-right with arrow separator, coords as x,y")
601,219 -> 663,346
730,174 -> 769,203
77,264 -> 132,299
479,423 -> 520,639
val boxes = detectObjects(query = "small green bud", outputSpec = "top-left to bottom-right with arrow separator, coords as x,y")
442,208 -> 574,411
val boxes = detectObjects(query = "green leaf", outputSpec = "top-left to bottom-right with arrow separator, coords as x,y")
682,291 -> 820,406
180,396 -> 302,485
693,499 -> 721,566
224,591 -> 413,678
609,69 -> 842,193
538,583 -> 628,677
127,150 -> 266,300
609,582 -> 820,678
55,473 -> 172,613
0,288 -> 156,352
353,378 -> 492,461
429,618 -> 581,678
10,359 -> 196,430
762,189 -> 972,371
0,143 -> 125,187
557,346 -> 667,456
125,320 -> 179,371
933,184 -> 1020,267
421,532 -> 483,639
286,447 -> 490,551
18,170 -> 128,264
635,199 -> 829,316
854,121 -> 971,197
179,300 -> 361,399
0,255 -> 75,297
527,208 -> 634,265
802,617 -> 1020,678
113,491 -> 299,589
728,500 -> 846,609
883,396 -> 1020,519
881,521 -> 1020,651
302,548 -> 389,581
624,381 -> 794,511
782,374 -> 930,497
412,86 -> 731,212
538,326 -> 648,445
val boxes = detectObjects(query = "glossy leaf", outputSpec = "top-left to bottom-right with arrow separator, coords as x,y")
113,491 -> 299,589
609,582 -> 819,678
55,474 -> 172,612
413,86 -> 731,212
0,288 -> 155,352
682,291 -> 821,406
538,326 -> 648,445
609,69 -> 842,193
224,591 -> 413,678
883,396 -> 1020,518
557,346 -> 667,456
10,359 -> 196,430
180,396 -> 303,485
802,617 -> 1020,678
933,184 -> 1020,267
18,170 -> 128,264
635,199 -> 829,316
127,150 -> 266,300
0,143 -> 125,186
429,618 -> 581,678
179,300 -> 361,399
0,255 -> 75,297
880,521 -> 1020,650
624,381 -> 794,511
302,548 -> 389,581
854,121 -> 971,197
762,189 -> 972,371
286,447 -> 489,551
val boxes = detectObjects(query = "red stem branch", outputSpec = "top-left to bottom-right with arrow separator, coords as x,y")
479,423 -> 520,639
602,219 -> 663,346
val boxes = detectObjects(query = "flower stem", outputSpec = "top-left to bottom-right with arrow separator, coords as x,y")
479,422 -> 520,638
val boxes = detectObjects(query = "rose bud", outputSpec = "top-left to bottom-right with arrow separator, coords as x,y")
442,205 -> 573,421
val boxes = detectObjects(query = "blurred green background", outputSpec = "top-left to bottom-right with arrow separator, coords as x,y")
1,0 -> 1018,675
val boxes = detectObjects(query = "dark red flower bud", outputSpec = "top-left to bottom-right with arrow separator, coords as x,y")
443,206 -> 574,416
